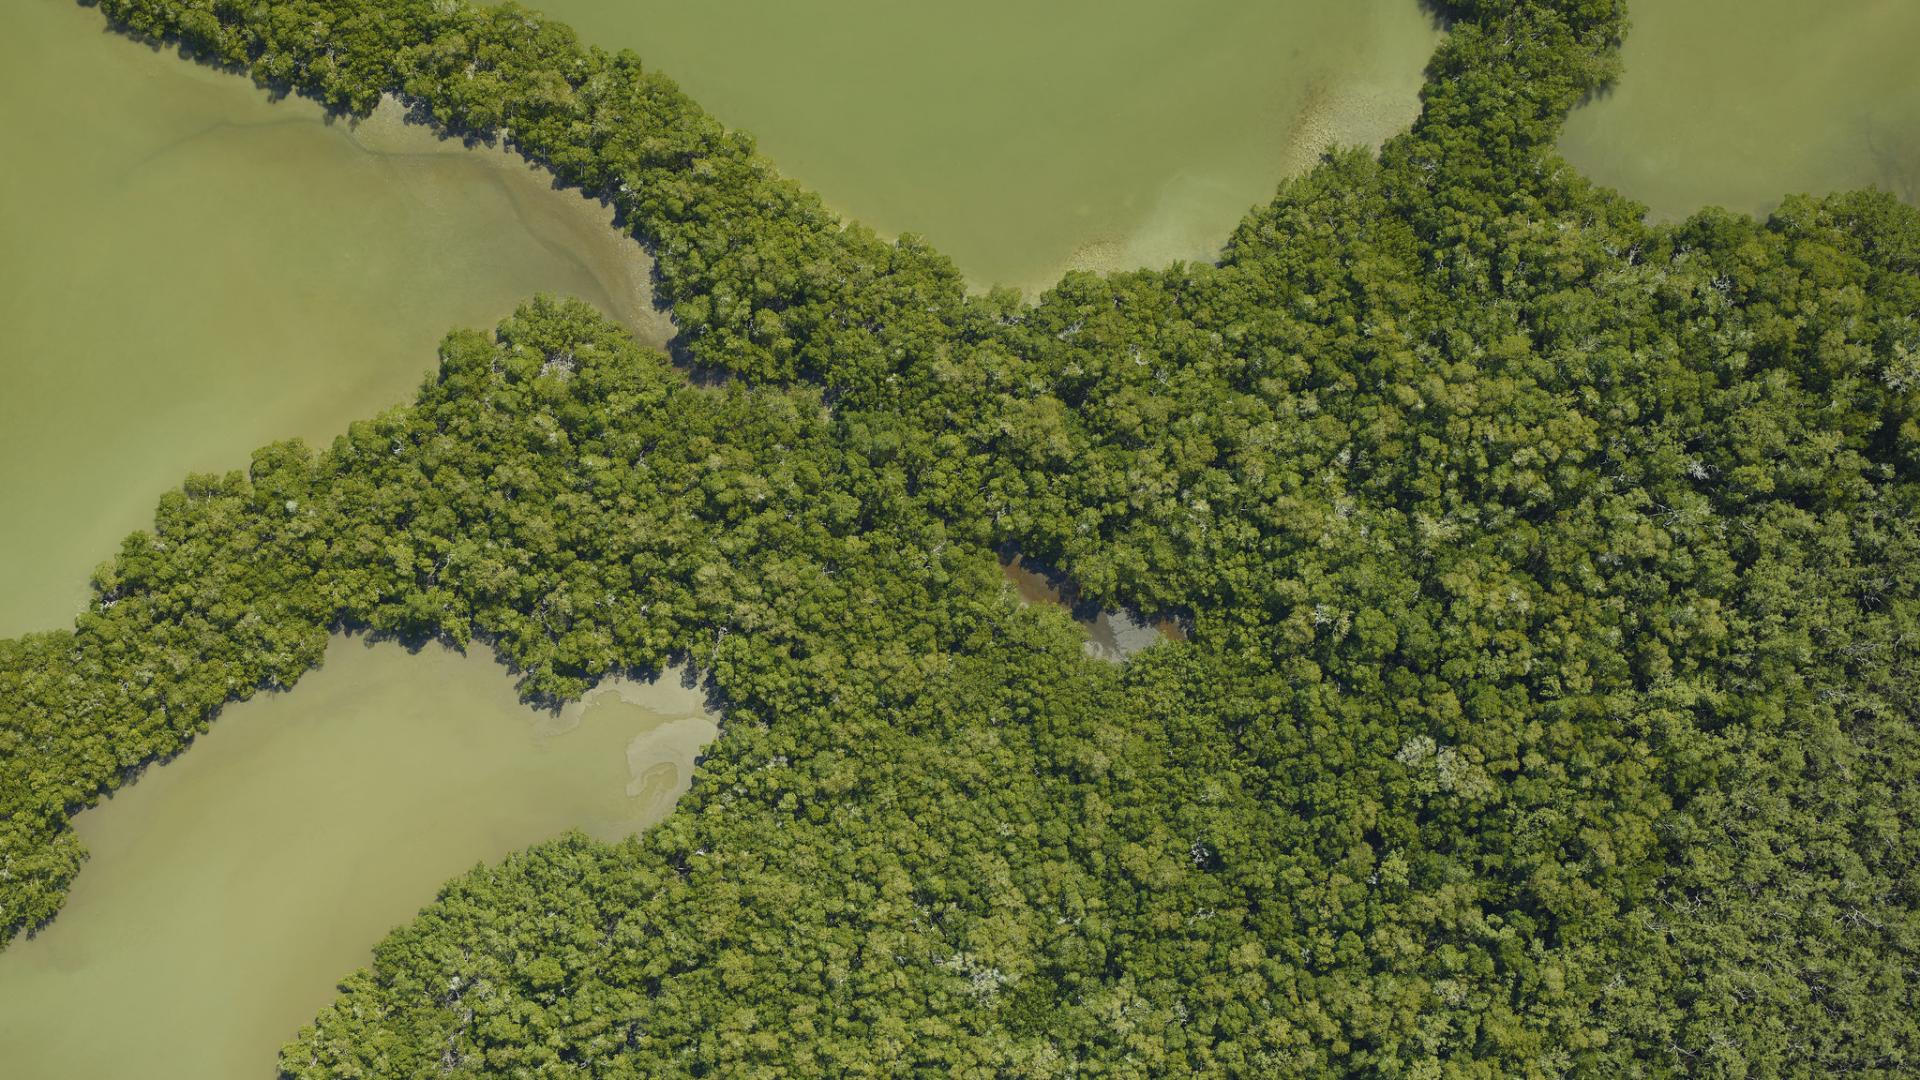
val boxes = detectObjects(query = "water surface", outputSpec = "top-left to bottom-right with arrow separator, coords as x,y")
534,0 -> 1442,289
0,0 -> 669,636
1001,556 -> 1182,661
0,638 -> 717,1080
1559,0 -> 1920,219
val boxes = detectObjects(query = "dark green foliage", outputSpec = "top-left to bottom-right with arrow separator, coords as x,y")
0,0 -> 1915,1074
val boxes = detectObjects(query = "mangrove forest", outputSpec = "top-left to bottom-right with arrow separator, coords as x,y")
1,0 -> 1916,1075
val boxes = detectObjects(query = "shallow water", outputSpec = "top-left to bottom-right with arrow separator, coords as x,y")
0,0 -> 669,637
533,0 -> 1442,290
0,638 -> 717,1080
1559,0 -> 1920,219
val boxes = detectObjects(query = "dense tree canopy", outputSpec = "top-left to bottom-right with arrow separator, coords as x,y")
1,0 -> 1916,1074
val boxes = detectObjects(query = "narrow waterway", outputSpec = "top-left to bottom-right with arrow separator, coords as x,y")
1559,0 -> 1920,219
0,638 -> 718,1080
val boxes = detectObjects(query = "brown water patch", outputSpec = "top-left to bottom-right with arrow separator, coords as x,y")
999,554 -> 1185,660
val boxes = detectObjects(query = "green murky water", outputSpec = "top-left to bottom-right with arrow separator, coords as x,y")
534,0 -> 1442,290
0,0 -> 670,637
0,638 -> 717,1080
1560,0 -> 1920,219
1,0 -> 1443,635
